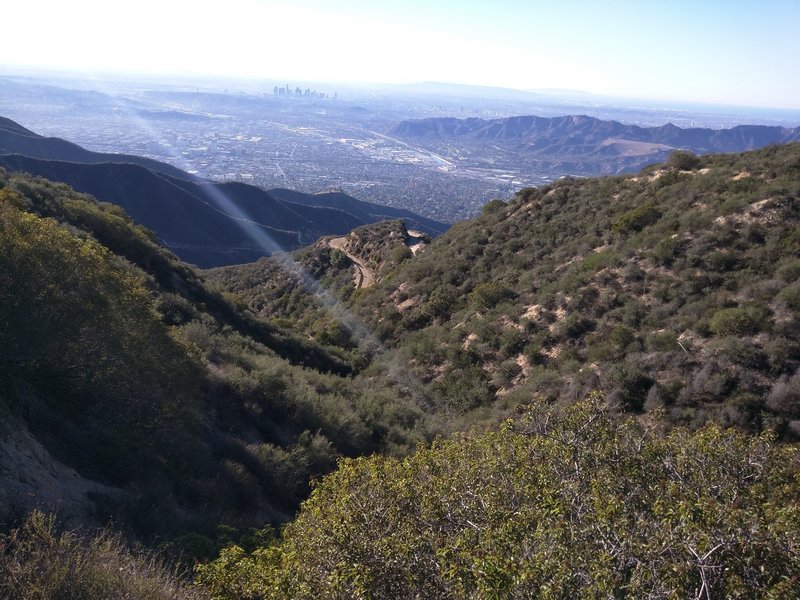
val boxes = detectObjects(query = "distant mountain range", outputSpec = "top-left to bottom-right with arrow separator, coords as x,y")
389,114 -> 800,174
0,116 -> 447,267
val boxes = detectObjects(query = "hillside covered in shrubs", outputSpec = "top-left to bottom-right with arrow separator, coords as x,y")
0,168 -> 431,552
330,144 -> 800,435
2,144 -> 800,597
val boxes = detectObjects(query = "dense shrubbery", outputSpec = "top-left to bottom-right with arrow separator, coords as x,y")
0,168 -> 433,551
196,398 -> 800,599
338,144 -> 800,433
0,191 -> 204,482
4,145 -> 800,598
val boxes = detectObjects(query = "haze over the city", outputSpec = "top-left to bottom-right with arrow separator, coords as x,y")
3,0 -> 799,110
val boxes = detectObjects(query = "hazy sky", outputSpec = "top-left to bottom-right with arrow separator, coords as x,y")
3,0 -> 799,109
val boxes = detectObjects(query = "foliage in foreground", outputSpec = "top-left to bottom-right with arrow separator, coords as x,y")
0,187 -> 204,482
196,397 -> 800,599
0,511 -> 205,600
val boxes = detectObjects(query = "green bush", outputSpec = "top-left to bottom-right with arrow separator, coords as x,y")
468,281 -> 516,310
652,237 -> 678,266
718,338 -> 768,370
777,259 -> 800,283
424,285 -> 459,320
612,203 -> 661,234
433,363 -> 494,413
667,150 -> 702,171
554,313 -> 595,340
645,330 -> 678,352
328,248 -> 350,269
196,398 -> 800,599
587,325 -> 635,362
387,245 -> 413,264
581,250 -> 618,272
481,198 -> 507,215
709,307 -> 762,336
780,282 -> 800,311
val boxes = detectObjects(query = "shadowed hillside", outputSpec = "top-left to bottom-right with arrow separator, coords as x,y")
0,167 -> 432,550
0,117 -> 447,267
0,115 -> 192,179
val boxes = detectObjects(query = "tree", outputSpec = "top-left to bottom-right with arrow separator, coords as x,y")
667,150 -> 702,171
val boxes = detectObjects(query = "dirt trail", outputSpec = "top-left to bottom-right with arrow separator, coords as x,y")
328,237 -> 375,289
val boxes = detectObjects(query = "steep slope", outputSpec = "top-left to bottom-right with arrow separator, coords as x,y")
211,145 -> 800,436
339,145 -> 800,434
0,169 -> 432,548
0,184 -> 206,522
268,188 -> 449,236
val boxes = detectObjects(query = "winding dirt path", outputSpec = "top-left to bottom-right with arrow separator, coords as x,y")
328,237 -> 375,289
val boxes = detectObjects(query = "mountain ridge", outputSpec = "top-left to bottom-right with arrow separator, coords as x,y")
389,113 -> 800,174
267,187 -> 448,235
0,154 -> 333,266
389,113 -> 800,148
0,116 -> 447,266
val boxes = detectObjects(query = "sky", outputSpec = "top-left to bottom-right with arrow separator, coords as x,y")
3,0 -> 799,109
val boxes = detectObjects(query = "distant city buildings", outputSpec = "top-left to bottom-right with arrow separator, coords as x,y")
273,84 -> 333,99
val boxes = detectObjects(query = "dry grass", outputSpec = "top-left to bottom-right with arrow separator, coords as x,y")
0,511 -> 206,600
